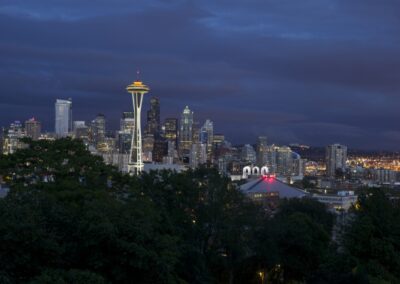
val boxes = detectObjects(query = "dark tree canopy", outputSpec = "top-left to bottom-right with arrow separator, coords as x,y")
0,139 -> 399,283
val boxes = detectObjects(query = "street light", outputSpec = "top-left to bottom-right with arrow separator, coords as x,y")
258,270 -> 265,284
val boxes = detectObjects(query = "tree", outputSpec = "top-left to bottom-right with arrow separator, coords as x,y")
277,198 -> 335,233
30,269 -> 107,284
0,139 -> 181,283
342,189 -> 400,283
138,167 -> 263,283
254,198 -> 334,283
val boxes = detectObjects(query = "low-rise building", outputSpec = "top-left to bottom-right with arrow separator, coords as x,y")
312,191 -> 357,211
240,175 -> 308,210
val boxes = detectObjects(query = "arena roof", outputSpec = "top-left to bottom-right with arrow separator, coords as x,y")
240,176 -> 308,199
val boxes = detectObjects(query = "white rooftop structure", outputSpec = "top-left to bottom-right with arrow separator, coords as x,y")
240,175 -> 308,199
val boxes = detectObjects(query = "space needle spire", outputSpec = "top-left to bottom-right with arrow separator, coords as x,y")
126,74 -> 150,175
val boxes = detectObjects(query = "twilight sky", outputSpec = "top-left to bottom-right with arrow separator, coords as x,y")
1,0 -> 400,150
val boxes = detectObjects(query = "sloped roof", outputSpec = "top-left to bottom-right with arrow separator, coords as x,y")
240,176 -> 308,199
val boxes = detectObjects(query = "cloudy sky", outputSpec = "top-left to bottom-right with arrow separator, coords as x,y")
1,0 -> 400,150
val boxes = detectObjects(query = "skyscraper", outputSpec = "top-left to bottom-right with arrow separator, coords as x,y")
265,145 -> 278,173
142,133 -> 155,161
256,136 -> 268,166
145,97 -> 160,137
3,121 -> 26,154
201,119 -> 214,163
190,142 -> 207,168
55,99 -> 72,137
126,79 -> 150,175
164,118 -> 178,147
179,106 -> 193,157
25,118 -> 41,140
117,112 -> 135,156
241,144 -> 256,164
276,146 -> 293,176
153,139 -> 168,163
90,114 -> 106,146
73,121 -> 89,142
192,120 -> 200,144
212,133 -> 225,150
120,112 -> 135,133
326,144 -> 347,177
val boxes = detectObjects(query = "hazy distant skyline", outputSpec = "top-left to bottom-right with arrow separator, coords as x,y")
1,0 -> 400,150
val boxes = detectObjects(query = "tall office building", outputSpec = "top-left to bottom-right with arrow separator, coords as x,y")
55,99 -> 72,137
200,128 -> 208,144
192,121 -> 200,144
292,154 -> 305,177
73,121 -> 89,142
142,133 -> 155,162
179,106 -> 193,156
25,118 -> 41,140
145,97 -> 160,137
190,143 -> 207,169
117,112 -> 135,155
241,144 -> 257,164
200,119 -> 214,162
265,145 -> 278,173
164,118 -> 178,147
276,146 -> 293,176
117,132 -> 132,154
90,114 -> 106,146
153,139 -> 168,163
213,134 -> 225,149
120,112 -> 135,132
256,136 -> 268,166
73,121 -> 86,130
326,144 -> 347,177
3,121 -> 26,154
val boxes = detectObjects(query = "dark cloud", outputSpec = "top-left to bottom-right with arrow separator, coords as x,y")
1,0 -> 400,150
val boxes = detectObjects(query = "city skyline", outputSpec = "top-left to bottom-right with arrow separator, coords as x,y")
2,94 -> 400,153
1,1 -> 400,150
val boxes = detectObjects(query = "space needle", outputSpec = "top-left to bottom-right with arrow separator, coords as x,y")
126,74 -> 150,175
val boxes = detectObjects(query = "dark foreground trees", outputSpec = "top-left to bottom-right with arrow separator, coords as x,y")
0,139 -> 399,283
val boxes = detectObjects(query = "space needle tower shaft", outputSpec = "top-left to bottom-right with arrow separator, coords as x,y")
126,78 -> 150,175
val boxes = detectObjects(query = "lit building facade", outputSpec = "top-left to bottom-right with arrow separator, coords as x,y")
326,144 -> 347,177
2,121 -> 26,154
179,106 -> 193,157
55,99 -> 72,137
120,112 -> 135,133
118,112 -> 134,155
201,119 -> 214,163
142,133 -> 155,162
276,146 -> 293,176
164,118 -> 178,148
25,118 -> 41,140
145,97 -> 160,137
256,136 -> 268,166
153,139 -> 168,163
190,142 -> 207,168
241,144 -> 257,164
90,114 -> 106,147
